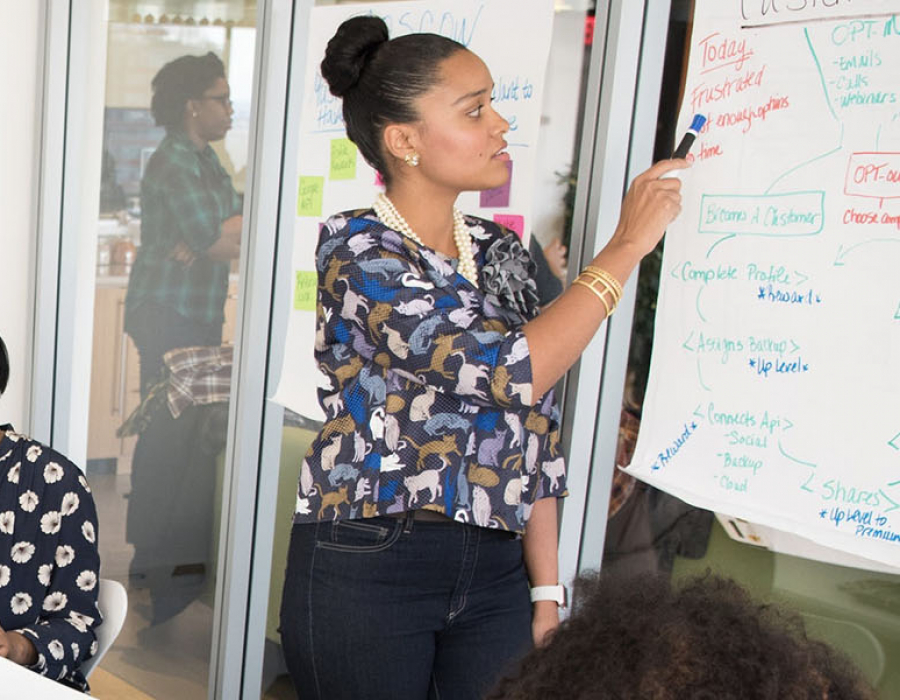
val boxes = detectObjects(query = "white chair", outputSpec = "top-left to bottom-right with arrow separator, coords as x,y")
80,578 -> 128,678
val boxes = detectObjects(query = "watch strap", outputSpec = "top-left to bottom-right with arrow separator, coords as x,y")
530,584 -> 566,607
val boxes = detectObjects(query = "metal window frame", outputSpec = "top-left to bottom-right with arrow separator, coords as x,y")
557,0 -> 672,585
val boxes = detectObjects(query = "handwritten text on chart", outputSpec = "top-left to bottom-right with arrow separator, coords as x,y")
740,0 -> 882,27
651,421 -> 699,471
294,271 -> 318,311
699,192 -> 825,237
844,152 -> 900,200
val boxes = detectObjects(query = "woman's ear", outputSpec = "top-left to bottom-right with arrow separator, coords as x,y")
382,124 -> 418,162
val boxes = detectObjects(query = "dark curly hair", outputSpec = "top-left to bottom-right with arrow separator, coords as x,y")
150,52 -> 226,131
0,335 -> 8,395
320,16 -> 465,184
487,572 -> 876,700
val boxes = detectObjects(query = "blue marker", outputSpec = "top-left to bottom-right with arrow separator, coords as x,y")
672,114 -> 707,159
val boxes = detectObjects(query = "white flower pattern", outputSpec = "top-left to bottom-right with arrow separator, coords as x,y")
11,591 -> 33,615
19,490 -> 38,512
48,639 -> 65,660
76,570 -> 97,592
43,591 -> 69,612
40,511 -> 62,535
55,545 -> 75,567
44,462 -> 64,484
60,492 -> 80,516
0,431 -> 100,692
11,541 -> 35,564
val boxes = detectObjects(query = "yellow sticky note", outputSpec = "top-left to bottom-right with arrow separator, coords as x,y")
294,271 -> 318,311
330,138 -> 358,180
297,176 -> 324,217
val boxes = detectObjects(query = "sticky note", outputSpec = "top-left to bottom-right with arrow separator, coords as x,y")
493,214 -> 524,238
294,271 -> 318,311
297,176 -> 324,217
375,170 -> 385,187
480,160 -> 513,207
330,138 -> 358,180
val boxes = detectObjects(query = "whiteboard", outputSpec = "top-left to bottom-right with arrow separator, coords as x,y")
273,0 -> 554,419
628,0 -> 900,570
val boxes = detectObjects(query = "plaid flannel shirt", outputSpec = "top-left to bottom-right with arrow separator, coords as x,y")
125,130 -> 242,330
117,345 -> 233,437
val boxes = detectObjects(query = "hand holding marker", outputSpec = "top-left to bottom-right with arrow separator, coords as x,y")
661,113 -> 706,179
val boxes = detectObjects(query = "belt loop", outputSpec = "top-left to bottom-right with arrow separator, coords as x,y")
402,510 -> 415,534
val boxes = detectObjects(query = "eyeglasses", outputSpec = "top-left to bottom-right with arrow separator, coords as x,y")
199,94 -> 233,108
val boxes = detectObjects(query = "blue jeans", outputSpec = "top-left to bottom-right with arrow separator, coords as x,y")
279,514 -> 532,700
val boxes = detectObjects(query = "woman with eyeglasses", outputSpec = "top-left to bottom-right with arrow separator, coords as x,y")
122,52 -> 241,626
124,51 -> 242,397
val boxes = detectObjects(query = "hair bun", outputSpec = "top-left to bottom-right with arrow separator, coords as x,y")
321,16 -> 390,98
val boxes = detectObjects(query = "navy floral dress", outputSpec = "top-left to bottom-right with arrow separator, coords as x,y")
0,428 -> 101,692
294,210 -> 568,533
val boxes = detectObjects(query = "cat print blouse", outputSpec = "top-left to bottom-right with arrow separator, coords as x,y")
294,210 -> 568,533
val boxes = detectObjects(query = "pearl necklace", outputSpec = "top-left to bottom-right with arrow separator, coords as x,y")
373,193 -> 479,289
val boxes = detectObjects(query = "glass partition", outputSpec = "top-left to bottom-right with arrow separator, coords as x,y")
81,3 -> 258,697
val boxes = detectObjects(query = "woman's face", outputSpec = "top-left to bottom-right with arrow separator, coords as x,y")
191,76 -> 233,143
407,50 -> 510,194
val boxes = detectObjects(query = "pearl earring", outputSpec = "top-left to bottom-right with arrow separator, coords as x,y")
404,152 -> 420,167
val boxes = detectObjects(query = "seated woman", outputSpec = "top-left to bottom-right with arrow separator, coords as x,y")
0,335 -> 102,691
487,571 -> 876,700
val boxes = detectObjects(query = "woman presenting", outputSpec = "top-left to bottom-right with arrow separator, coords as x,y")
279,17 -> 686,700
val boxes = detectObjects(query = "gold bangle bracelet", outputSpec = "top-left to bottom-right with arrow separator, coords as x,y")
573,277 -> 615,316
582,266 -> 624,300
578,272 -> 621,306
576,271 -> 620,307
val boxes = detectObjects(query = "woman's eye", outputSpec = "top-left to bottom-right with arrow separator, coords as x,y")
468,105 -> 483,118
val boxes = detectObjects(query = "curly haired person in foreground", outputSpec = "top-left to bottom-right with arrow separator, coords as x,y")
487,572 -> 875,700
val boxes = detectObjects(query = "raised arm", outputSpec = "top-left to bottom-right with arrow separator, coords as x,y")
523,159 -> 687,400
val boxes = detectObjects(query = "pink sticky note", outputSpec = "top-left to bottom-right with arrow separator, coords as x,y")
493,214 -> 524,238
480,160 -> 513,207
375,171 -> 385,187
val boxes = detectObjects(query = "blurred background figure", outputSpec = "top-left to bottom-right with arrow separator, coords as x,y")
125,51 -> 242,398
122,52 -> 240,629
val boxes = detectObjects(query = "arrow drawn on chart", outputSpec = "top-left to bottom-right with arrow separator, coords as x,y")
779,439 -> 817,469
880,489 -> 899,513
693,404 -> 705,422
803,28 -> 838,122
894,302 -> 900,320
834,238 -> 900,266
682,331 -> 695,352
889,432 -> 900,451
793,270 -> 809,286
705,233 -> 735,260
765,123 -> 843,195
801,471 -> 815,493
696,287 -> 708,323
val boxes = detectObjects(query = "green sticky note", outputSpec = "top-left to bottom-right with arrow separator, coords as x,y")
330,138 -> 358,180
293,271 -> 318,311
297,176 -> 324,217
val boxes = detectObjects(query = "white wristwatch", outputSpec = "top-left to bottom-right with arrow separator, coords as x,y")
530,584 -> 567,607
